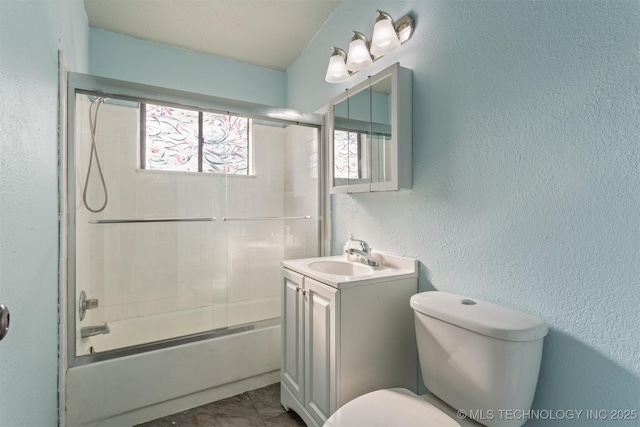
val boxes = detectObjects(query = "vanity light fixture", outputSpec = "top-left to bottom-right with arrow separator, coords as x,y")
346,31 -> 373,71
370,11 -> 402,56
325,10 -> 414,83
325,47 -> 350,83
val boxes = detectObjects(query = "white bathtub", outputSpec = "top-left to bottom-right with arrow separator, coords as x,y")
66,321 -> 281,426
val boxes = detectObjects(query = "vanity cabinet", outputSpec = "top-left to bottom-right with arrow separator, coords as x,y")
280,264 -> 417,427
329,62 -> 412,194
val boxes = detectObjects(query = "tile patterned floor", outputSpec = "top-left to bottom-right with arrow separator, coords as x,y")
135,383 -> 306,427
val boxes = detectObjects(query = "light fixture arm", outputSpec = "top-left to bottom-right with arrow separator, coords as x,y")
331,46 -> 347,62
351,30 -> 370,45
394,14 -> 414,43
375,10 -> 395,25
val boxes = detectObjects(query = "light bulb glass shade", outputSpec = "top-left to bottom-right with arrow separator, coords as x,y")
370,18 -> 401,56
346,38 -> 372,71
325,53 -> 350,83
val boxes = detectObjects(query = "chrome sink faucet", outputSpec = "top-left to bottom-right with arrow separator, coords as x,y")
348,238 -> 379,267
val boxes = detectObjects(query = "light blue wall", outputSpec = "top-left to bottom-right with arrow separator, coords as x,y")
1,1 -> 638,425
288,0 -> 640,424
0,0 -> 89,425
89,29 -> 287,107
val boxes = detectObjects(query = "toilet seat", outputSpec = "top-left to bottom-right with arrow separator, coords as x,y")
323,388 -> 461,427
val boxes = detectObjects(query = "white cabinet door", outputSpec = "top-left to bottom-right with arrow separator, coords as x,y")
304,277 -> 337,426
281,269 -> 305,404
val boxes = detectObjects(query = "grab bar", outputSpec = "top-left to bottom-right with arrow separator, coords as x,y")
89,217 -> 217,224
222,215 -> 311,222
81,324 -> 110,338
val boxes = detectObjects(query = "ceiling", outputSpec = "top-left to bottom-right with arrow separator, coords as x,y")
83,0 -> 340,72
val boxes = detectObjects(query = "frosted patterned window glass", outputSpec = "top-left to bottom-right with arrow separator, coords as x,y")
143,104 -> 250,174
334,130 -> 360,179
202,113 -> 249,174
145,104 -> 199,172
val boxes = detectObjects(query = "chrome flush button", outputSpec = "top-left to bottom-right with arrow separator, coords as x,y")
460,299 -> 477,305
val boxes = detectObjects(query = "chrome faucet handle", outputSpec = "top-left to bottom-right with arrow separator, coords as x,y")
79,291 -> 99,321
347,247 -> 379,266
350,237 -> 370,253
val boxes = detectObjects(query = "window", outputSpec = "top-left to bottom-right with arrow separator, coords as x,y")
333,129 -> 361,179
141,103 -> 251,174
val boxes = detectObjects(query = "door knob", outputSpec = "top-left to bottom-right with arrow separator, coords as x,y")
0,304 -> 9,342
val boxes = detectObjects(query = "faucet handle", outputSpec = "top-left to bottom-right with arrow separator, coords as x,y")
79,291 -> 99,321
350,237 -> 370,253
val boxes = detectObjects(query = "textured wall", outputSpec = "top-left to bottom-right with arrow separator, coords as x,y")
288,0 -> 640,424
0,0 -> 89,425
90,29 -> 287,107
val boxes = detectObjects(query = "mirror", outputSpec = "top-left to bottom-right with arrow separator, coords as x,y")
332,85 -> 371,189
370,78 -> 392,186
329,63 -> 411,193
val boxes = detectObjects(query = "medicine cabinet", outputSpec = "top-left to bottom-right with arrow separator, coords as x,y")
329,63 -> 412,193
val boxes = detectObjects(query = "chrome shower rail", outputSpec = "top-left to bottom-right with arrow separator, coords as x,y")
222,215 -> 312,222
89,217 -> 217,224
88,216 -> 313,224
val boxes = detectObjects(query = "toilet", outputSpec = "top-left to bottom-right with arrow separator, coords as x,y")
325,291 -> 548,427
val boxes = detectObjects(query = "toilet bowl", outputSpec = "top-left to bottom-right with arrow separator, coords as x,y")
324,387 -> 483,427
324,291 -> 548,427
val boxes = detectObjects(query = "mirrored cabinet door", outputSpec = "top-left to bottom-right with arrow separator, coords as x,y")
329,63 -> 412,194
332,85 -> 372,192
370,77 -> 392,187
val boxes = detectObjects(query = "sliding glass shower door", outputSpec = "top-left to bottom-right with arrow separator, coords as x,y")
224,120 -> 321,328
68,76 -> 322,363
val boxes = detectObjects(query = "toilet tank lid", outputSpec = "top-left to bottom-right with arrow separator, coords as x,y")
410,291 -> 548,342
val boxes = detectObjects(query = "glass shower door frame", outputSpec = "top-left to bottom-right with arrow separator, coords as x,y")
66,72 -> 325,367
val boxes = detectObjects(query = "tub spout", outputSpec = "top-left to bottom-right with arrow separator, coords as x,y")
81,323 -> 110,339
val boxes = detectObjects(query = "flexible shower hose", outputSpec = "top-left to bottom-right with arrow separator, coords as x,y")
82,97 -> 109,213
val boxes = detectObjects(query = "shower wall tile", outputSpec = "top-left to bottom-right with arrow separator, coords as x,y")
227,296 -> 280,326
117,302 -> 141,320
103,288 -> 124,308
76,104 -> 319,354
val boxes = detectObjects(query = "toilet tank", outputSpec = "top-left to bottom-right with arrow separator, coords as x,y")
410,291 -> 548,427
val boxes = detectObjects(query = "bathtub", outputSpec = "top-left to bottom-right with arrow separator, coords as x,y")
66,317 -> 281,426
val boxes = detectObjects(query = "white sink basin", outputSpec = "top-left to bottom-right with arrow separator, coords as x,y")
306,260 -> 375,277
282,253 -> 418,289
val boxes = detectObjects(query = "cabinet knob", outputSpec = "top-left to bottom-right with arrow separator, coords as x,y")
302,290 -> 308,296
296,286 -> 300,293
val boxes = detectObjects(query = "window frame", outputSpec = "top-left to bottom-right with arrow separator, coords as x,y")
140,102 -> 253,175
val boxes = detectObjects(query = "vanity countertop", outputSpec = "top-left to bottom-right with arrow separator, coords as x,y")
282,252 -> 418,289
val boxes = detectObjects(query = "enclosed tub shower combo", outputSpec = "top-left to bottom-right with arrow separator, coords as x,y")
63,73 -> 323,426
